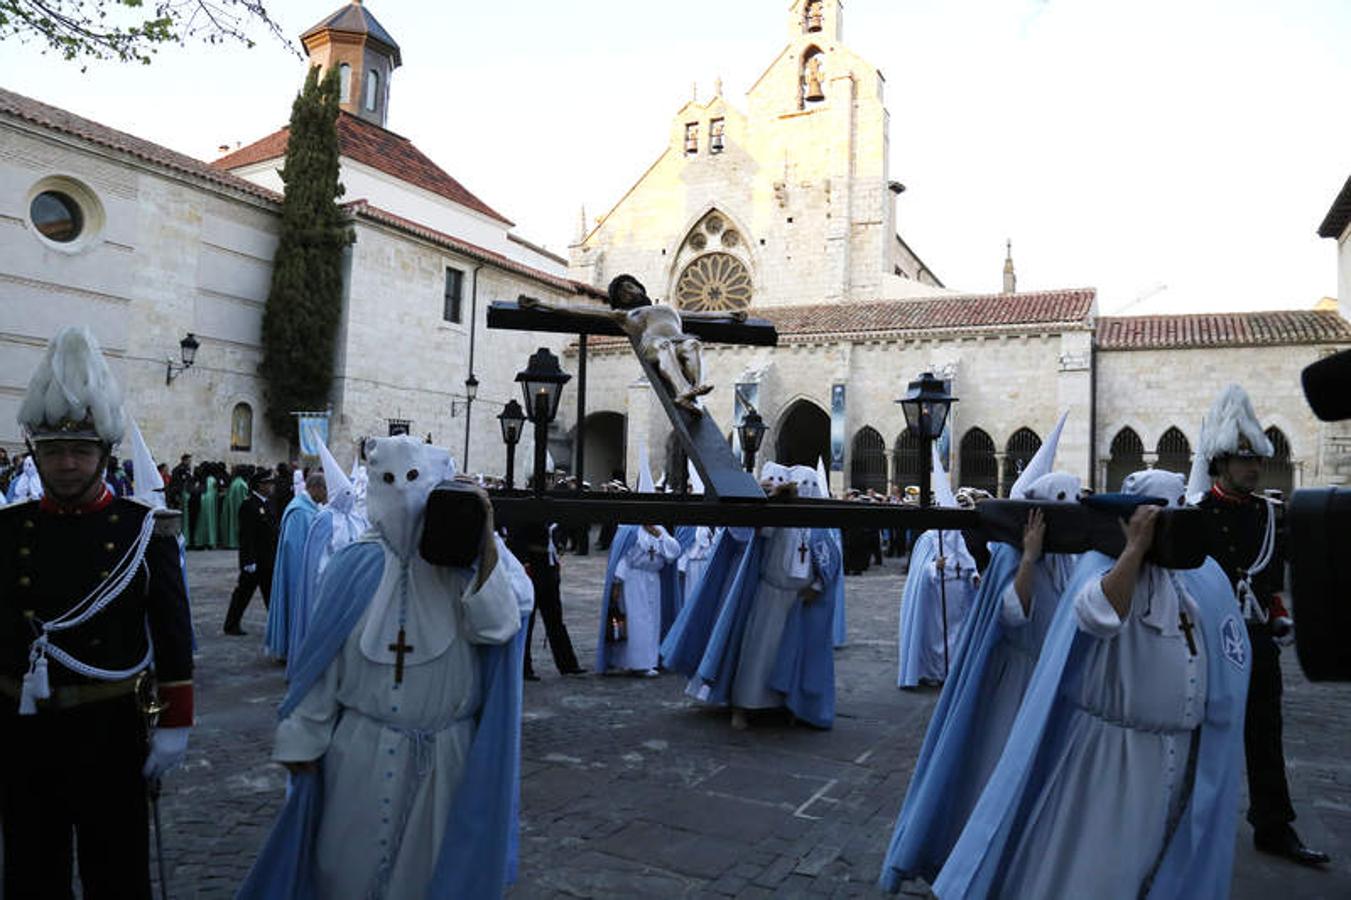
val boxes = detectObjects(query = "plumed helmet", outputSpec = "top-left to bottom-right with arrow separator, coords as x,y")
18,326 -> 125,446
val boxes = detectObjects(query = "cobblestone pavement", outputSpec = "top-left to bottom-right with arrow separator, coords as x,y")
160,546 -> 1350,899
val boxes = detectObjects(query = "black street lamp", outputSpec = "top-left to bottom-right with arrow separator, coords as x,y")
165,332 -> 200,385
897,371 -> 956,509
736,409 -> 767,473
515,348 -> 571,496
462,373 -> 479,469
497,399 -> 526,489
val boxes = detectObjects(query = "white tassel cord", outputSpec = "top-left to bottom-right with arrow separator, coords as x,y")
19,509 -> 156,715
1236,498 -> 1277,624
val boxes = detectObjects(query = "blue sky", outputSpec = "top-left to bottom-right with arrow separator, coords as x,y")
2,0 -> 1347,313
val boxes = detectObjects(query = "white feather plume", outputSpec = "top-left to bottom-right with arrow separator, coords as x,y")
1188,384 -> 1272,503
18,326 -> 125,444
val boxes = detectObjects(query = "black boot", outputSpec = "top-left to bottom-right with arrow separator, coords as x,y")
1254,826 -> 1330,867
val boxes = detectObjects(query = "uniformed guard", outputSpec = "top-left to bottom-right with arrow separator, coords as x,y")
1189,384 -> 1329,867
0,326 -> 195,897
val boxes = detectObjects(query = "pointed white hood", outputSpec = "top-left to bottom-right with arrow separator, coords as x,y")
816,457 -> 831,499
1010,411 -> 1068,500
637,443 -> 655,493
318,439 -> 355,514
932,443 -> 958,509
127,419 -> 165,510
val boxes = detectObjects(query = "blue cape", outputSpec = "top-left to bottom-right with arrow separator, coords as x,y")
693,528 -> 842,728
594,525 -> 690,672
829,529 -> 847,647
932,552 -> 1250,900
880,543 -> 1020,889
265,493 -> 319,661
237,539 -> 527,899
286,508 -> 335,679
896,531 -> 941,687
660,528 -> 753,676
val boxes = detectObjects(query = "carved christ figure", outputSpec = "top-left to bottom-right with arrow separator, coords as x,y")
519,275 -> 746,415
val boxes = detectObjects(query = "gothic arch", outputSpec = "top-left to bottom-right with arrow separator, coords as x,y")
959,428 -> 997,496
1107,426 -> 1145,492
771,397 -> 830,468
1002,427 -> 1042,497
669,208 -> 757,311
1155,427 -> 1191,476
893,429 -> 925,493
799,45 -> 826,109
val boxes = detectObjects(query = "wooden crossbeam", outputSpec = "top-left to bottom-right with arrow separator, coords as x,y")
487,301 -> 778,346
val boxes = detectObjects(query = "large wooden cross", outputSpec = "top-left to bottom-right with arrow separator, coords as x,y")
488,299 -> 777,500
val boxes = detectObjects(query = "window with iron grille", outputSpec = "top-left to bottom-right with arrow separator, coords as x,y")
1002,428 -> 1042,497
959,428 -> 997,496
850,427 -> 887,493
1155,427 -> 1191,475
443,267 -> 464,323
893,430 -> 925,492
1107,427 -> 1144,492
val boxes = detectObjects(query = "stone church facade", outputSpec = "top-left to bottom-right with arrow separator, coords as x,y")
563,0 -> 1351,496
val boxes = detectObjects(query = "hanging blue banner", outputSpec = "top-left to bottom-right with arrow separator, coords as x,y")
830,384 -> 846,471
297,414 -> 330,457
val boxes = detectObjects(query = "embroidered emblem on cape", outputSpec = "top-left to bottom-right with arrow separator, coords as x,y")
1221,616 -> 1247,671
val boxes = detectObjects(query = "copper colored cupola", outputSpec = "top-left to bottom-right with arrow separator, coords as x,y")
300,0 -> 402,128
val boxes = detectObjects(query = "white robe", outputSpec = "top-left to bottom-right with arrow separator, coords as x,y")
273,543 -> 520,900
999,567 -> 1207,898
612,527 -> 681,671
733,526 -> 816,710
912,539 -> 978,683
678,526 -> 717,606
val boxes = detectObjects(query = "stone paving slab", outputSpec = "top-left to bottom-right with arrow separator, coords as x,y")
143,546 -> 1351,898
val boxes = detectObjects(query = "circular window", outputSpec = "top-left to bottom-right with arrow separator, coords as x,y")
675,253 -> 753,312
688,232 -> 707,251
704,216 -> 724,235
30,191 -> 84,242
721,229 -> 740,248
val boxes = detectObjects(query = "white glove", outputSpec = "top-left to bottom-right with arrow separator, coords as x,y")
142,727 -> 191,780
243,563 -> 257,574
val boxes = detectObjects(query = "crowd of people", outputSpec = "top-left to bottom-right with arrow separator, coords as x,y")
1,324 -> 1328,899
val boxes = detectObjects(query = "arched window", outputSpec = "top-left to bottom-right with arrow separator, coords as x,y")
1260,426 -> 1294,496
338,63 -> 352,103
230,402 -> 253,452
773,400 -> 830,467
364,69 -> 380,112
1107,427 -> 1144,492
958,428 -> 997,496
1156,427 -> 1191,475
850,427 -> 887,493
892,430 -> 923,494
1003,428 -> 1042,497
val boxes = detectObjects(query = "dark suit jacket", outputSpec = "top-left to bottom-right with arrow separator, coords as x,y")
238,494 -> 278,571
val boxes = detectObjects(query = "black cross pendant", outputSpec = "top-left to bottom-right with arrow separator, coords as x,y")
798,542 -> 809,564
389,627 -> 415,684
1178,613 -> 1197,657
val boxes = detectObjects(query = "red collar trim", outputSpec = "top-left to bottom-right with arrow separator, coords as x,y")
1208,483 -> 1253,506
40,485 -> 113,516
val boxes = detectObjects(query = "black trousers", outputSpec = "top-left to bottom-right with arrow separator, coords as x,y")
224,563 -> 273,630
524,564 -> 579,675
1244,622 -> 1296,833
2,696 -> 151,899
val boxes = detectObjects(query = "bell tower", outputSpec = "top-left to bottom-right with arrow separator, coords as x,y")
300,0 -> 402,128
790,0 -> 843,44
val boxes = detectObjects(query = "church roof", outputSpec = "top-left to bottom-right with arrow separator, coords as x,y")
346,200 -> 603,299
1097,310 -> 1351,350
301,1 -> 401,66
0,86 -> 279,204
1318,174 -> 1351,239
213,112 -> 512,225
763,289 -> 1096,340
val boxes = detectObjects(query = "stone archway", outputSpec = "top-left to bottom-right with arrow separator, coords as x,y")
774,399 -> 830,468
577,411 -> 626,486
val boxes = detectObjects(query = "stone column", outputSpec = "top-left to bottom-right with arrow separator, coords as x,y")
1143,450 -> 1159,469
994,451 -> 1007,498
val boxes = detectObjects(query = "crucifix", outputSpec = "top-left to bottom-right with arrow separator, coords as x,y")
389,628 -> 415,684
1178,612 -> 1197,657
798,537 -> 809,565
648,544 -> 656,562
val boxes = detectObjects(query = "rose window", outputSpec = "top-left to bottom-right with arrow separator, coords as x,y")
675,252 -> 753,312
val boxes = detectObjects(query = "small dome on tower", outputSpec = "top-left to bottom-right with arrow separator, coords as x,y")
301,1 -> 402,127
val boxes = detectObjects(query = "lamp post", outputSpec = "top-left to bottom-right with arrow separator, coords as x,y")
165,332 -> 200,385
462,373 -> 479,469
515,348 -> 571,497
736,409 -> 767,473
897,371 -> 956,509
497,399 -> 525,489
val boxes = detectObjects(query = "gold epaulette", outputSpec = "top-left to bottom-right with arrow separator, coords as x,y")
152,508 -> 183,538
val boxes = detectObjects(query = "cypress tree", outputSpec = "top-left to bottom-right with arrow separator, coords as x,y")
259,65 -> 352,441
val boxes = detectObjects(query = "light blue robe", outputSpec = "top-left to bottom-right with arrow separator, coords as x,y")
661,527 -> 754,676
689,527 -> 843,728
265,493 -> 319,662
897,530 -> 978,687
237,539 -> 528,900
595,525 -> 693,672
933,552 -> 1249,900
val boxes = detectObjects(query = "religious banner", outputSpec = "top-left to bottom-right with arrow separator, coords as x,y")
296,412 -> 330,458
830,384 -> 846,471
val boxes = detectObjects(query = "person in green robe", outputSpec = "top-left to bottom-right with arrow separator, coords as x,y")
180,481 -> 194,548
221,468 -> 248,549
192,473 -> 218,549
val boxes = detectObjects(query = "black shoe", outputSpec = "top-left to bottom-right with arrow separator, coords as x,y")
1254,827 -> 1331,867
524,671 -> 541,682
560,667 -> 588,676
223,625 -> 248,636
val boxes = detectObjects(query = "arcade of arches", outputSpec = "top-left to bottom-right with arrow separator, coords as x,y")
775,400 -> 830,469
1102,424 -> 1295,495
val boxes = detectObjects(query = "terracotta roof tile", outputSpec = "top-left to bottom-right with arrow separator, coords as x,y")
0,86 -> 279,203
1319,175 -> 1351,239
1097,311 -> 1351,350
346,200 -> 602,299
214,112 -> 512,225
